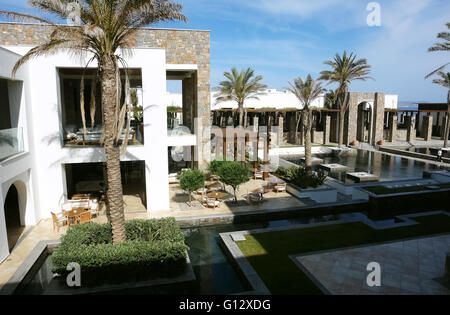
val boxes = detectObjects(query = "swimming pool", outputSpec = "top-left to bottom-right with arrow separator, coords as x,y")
16,215 -> 345,295
284,149 -> 448,184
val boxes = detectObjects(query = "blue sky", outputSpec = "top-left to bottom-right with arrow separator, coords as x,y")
1,0 -> 449,102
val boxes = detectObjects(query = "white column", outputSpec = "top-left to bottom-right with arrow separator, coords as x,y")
141,50 -> 170,211
0,188 -> 9,262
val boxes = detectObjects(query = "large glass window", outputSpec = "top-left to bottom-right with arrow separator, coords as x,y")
59,68 -> 144,147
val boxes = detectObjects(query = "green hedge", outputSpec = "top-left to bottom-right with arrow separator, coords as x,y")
51,218 -> 188,284
276,166 -> 326,189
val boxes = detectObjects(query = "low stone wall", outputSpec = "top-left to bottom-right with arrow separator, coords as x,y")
365,189 -> 450,220
286,183 -> 337,203
379,146 -> 450,163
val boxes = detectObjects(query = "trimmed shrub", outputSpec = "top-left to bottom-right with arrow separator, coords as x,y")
276,166 -> 326,189
51,218 -> 188,285
217,161 -> 250,202
179,169 -> 205,203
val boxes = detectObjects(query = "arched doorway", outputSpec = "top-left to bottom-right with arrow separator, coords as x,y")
356,102 -> 374,144
4,184 -> 24,251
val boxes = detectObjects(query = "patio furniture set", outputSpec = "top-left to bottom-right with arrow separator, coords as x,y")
51,194 -> 100,231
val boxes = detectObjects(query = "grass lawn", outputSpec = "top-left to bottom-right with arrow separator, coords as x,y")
363,183 -> 450,195
236,214 -> 450,295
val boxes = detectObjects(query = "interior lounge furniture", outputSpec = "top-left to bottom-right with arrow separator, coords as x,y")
206,197 -> 221,208
73,127 -> 136,145
51,212 -> 68,232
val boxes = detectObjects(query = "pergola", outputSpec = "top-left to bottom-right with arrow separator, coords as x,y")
212,127 -> 271,179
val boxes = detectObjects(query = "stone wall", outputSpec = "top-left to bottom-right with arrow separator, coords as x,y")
346,92 -> 385,146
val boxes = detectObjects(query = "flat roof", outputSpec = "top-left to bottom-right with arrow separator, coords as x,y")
0,21 -> 210,32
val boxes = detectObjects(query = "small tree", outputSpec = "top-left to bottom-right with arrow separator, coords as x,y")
217,162 -> 250,202
179,170 -> 205,205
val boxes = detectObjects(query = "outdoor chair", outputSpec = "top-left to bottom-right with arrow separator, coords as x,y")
274,183 -> 287,193
196,188 -> 208,196
79,211 -> 92,224
206,197 -> 221,209
51,212 -> 68,232
89,200 -> 99,217
62,202 -> 73,212
248,193 -> 264,204
254,170 -> 264,180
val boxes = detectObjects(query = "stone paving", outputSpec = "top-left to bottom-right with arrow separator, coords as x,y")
167,179 -> 306,218
294,234 -> 450,295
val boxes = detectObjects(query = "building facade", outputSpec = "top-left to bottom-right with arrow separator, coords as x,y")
0,22 -> 211,262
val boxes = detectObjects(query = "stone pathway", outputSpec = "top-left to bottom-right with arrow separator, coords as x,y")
294,234 -> 450,295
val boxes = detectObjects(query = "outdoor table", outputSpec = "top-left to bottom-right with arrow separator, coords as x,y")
268,176 -> 285,185
253,187 -> 271,194
206,191 -> 229,200
64,209 -> 89,226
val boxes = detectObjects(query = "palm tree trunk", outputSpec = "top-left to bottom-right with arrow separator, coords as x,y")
444,109 -> 450,148
303,111 -> 312,168
338,109 -> 345,147
295,112 -> 301,144
238,101 -> 244,127
100,56 -> 126,244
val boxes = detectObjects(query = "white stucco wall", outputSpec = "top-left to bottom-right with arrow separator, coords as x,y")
0,45 -> 202,261
0,47 -> 37,262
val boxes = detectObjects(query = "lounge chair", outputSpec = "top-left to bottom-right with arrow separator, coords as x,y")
248,193 -> 264,204
168,173 -> 179,184
254,170 -> 264,180
206,197 -> 221,208
274,183 -> 286,193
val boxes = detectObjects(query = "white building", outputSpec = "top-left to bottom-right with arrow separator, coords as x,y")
163,89 -> 397,111
0,23 -> 211,262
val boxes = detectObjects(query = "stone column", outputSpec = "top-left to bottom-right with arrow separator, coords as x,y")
253,116 -> 259,133
373,93 -> 385,146
422,115 -> 433,141
442,115 -> 448,140
288,113 -> 297,144
277,116 -> 284,146
323,115 -> 331,144
406,116 -> 415,142
388,112 -> 397,142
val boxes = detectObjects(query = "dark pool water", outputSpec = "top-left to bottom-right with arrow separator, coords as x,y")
18,215 -> 345,295
285,149 -> 448,184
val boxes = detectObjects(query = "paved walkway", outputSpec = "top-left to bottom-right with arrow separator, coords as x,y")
0,219 -> 64,291
294,234 -> 450,295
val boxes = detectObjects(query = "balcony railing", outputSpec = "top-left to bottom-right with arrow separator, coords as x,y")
0,127 -> 24,161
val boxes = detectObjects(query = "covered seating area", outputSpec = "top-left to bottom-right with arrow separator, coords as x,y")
51,194 -> 100,231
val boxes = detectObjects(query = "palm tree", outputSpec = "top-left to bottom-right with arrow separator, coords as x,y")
431,72 -> 450,147
215,68 -> 267,127
324,89 -> 338,109
425,22 -> 450,78
286,74 -> 326,168
319,51 -> 373,147
1,0 -> 187,244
